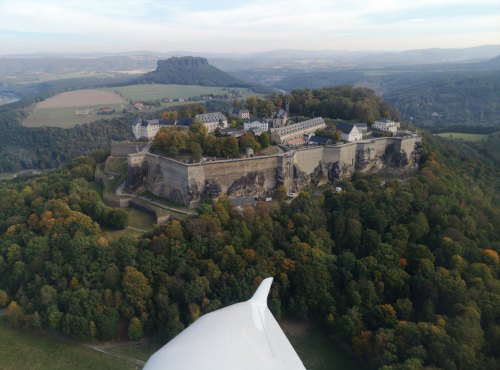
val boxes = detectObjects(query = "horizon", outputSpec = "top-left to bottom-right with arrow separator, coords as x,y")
1,43 -> 500,59
1,0 -> 499,55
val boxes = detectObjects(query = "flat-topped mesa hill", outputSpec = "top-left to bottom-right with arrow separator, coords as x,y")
135,56 -> 250,87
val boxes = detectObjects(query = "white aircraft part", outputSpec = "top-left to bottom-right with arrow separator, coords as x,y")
143,277 -> 306,370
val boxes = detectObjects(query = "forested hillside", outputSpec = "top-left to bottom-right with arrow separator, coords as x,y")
385,71 -> 500,127
0,132 -> 498,369
286,86 -> 400,123
0,100 -> 133,172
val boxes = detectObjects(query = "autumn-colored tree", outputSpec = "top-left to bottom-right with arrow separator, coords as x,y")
122,266 -> 152,313
6,301 -> 24,327
128,317 -> 144,340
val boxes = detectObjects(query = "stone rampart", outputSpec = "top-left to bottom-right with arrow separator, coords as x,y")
127,135 -> 422,207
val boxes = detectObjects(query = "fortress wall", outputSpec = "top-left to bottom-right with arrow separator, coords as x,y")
371,138 -> 393,156
400,136 -> 420,157
133,134 -> 422,207
189,155 -> 281,194
322,146 -> 342,164
146,155 -> 190,204
338,142 -> 359,167
293,147 -> 324,174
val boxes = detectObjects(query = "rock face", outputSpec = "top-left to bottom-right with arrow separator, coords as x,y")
202,180 -> 222,199
293,165 -> 310,190
135,56 -> 249,87
227,171 -> 266,197
328,161 -> 354,182
127,163 -> 147,192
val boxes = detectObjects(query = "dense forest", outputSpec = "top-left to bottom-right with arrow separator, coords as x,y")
0,100 -> 134,172
385,71 -> 500,127
285,86 -> 400,123
0,131 -> 499,369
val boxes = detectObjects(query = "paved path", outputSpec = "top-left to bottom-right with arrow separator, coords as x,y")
0,309 -> 5,316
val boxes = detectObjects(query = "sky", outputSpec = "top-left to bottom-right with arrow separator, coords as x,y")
0,0 -> 499,55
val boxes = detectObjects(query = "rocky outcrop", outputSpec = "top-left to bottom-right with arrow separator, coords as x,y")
202,180 -> 222,199
310,161 -> 329,186
382,143 -> 409,168
328,161 -> 354,182
227,171 -> 266,197
127,163 -> 147,192
293,165 -> 310,190
135,56 -> 249,87
410,141 -> 424,166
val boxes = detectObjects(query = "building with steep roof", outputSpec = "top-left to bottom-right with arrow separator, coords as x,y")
195,112 -> 228,133
230,108 -> 250,120
270,117 -> 326,145
337,123 -> 362,142
132,119 -> 161,140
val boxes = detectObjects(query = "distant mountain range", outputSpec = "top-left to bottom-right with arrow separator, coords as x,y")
133,56 -> 249,87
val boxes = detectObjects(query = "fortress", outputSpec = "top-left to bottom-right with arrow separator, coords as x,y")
126,135 -> 423,207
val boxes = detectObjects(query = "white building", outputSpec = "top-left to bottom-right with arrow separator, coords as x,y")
270,117 -> 326,144
132,119 -> 161,140
230,108 -> 250,120
337,123 -> 362,142
244,120 -> 269,132
372,119 -> 399,133
195,112 -> 228,133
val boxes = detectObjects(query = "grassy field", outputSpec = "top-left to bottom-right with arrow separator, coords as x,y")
282,320 -> 362,370
23,103 -> 124,128
435,132 -> 489,142
100,206 -> 156,242
0,318 -> 142,370
22,89 -> 126,128
107,84 -> 258,102
0,315 -> 361,370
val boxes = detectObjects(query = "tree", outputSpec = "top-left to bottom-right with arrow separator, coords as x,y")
122,267 -> 152,313
0,290 -> 8,307
6,301 -> 24,327
258,132 -> 271,149
191,142 -> 203,162
128,317 -> 144,340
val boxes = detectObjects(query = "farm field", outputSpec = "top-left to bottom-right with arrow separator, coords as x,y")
107,84 -> 257,101
435,132 -> 488,142
23,89 -> 126,128
36,89 -> 125,108
23,104 -> 124,128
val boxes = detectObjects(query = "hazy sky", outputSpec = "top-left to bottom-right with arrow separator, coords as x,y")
0,0 -> 499,54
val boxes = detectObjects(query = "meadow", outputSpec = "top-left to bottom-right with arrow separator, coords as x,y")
22,104 -> 124,128
0,317 -> 144,370
435,132 -> 489,142
0,316 -> 360,370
